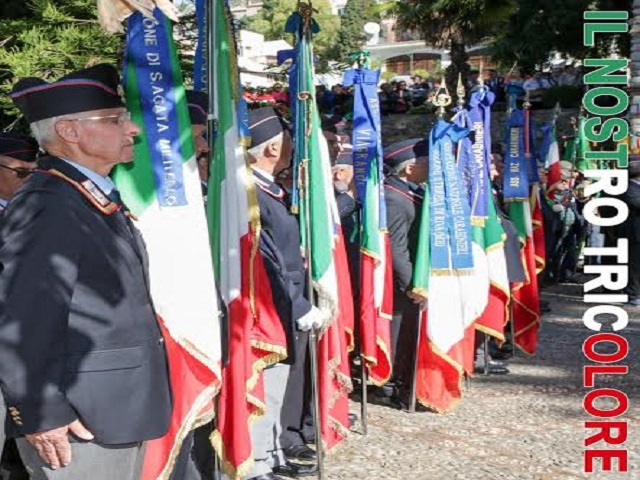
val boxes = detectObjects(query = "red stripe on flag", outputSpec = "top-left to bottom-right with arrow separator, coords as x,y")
511,236 -> 541,355
318,229 -> 353,451
416,311 -> 473,412
141,316 -> 220,480
213,234 -> 288,478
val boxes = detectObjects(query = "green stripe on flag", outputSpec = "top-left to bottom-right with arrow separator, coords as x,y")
112,55 -> 157,217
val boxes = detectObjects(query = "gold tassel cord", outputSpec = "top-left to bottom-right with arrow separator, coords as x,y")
97,0 -> 179,33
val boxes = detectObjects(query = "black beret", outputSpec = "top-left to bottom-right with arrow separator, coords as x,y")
383,138 -> 428,169
249,107 -> 289,148
10,64 -> 124,124
0,132 -> 38,162
186,90 -> 208,125
333,145 -> 353,166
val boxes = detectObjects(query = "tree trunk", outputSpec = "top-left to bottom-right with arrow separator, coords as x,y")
630,0 -> 640,153
445,40 -> 470,103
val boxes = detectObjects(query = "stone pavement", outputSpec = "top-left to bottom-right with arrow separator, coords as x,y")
324,283 -> 640,480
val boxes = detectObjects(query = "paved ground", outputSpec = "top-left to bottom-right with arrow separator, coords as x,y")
324,283 -> 640,480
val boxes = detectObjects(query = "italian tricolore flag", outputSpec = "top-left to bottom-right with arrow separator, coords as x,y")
115,9 -> 222,479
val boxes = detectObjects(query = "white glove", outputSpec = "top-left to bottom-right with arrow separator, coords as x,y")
552,204 -> 565,213
296,306 -> 328,332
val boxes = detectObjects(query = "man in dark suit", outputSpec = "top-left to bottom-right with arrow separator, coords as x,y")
245,107 -> 323,480
383,139 -> 428,400
0,131 -> 38,480
0,64 -> 172,479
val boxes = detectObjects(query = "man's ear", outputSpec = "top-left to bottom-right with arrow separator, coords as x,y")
264,139 -> 280,158
55,120 -> 80,144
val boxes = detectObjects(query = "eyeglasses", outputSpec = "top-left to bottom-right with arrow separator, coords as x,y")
0,163 -> 34,179
71,111 -> 132,125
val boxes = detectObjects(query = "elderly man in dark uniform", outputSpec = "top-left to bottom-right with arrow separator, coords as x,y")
382,138 -> 428,403
245,107 -> 323,480
0,64 -> 172,479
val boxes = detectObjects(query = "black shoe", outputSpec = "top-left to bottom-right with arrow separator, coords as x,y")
248,473 -> 286,480
474,364 -> 510,375
273,461 -> 318,478
491,350 -> 513,361
283,445 -> 317,461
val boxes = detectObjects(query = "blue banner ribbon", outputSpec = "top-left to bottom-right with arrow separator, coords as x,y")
503,109 -> 529,200
467,88 -> 495,220
193,0 -> 206,91
125,10 -> 187,207
343,68 -> 381,202
429,119 -> 474,272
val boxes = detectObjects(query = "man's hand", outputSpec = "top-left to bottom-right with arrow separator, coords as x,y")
25,420 -> 93,469
407,290 -> 427,306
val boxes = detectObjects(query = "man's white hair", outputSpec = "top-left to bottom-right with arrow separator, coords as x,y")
29,115 -> 70,149
390,158 -> 415,176
247,132 -> 283,160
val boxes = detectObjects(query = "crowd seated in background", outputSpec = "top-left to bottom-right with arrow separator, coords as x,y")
240,64 -> 585,117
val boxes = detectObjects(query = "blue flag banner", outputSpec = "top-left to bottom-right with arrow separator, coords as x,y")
503,109 -> 529,201
466,88 -> 495,221
193,0 -> 207,91
539,122 -> 553,168
343,68 -> 382,206
453,109 -> 479,213
429,119 -> 474,273
124,9 -> 188,207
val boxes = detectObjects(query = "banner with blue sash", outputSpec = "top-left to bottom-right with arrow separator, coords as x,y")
124,9 -> 188,207
429,119 -> 474,273
503,109 -> 529,201
342,68 -> 382,204
467,88 -> 495,221
193,0 -> 207,91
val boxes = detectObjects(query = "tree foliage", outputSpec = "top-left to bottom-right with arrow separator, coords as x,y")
242,0 -> 340,68
393,0 -> 516,89
0,0 -> 123,126
333,0 -> 367,62
488,0 -> 629,71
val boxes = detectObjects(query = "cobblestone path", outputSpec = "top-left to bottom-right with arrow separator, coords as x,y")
325,283 -> 640,480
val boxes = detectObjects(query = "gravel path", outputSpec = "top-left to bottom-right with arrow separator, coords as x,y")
324,283 -> 640,480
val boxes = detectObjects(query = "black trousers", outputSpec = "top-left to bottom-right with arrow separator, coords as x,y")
391,291 -> 419,389
280,330 -> 310,449
627,241 -> 640,300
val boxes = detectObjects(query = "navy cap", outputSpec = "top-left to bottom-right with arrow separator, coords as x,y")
10,64 -> 124,124
249,107 -> 289,148
383,138 -> 428,169
186,90 -> 208,125
0,132 -> 38,162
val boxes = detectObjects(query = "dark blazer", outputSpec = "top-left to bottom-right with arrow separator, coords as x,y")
253,169 -> 311,364
0,157 -> 172,444
384,175 -> 424,294
335,191 -> 360,295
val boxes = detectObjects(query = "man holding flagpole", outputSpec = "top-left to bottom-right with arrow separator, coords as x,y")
245,107 -> 323,480
383,139 -> 428,401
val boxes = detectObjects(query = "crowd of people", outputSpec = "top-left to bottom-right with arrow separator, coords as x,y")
243,64 -> 586,117
0,57 -> 635,480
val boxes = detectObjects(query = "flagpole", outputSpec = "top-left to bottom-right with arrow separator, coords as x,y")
206,1 -> 223,479
296,5 -> 324,472
302,155 -> 325,479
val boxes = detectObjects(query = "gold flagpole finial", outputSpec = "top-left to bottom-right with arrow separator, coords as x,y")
456,73 -> 465,109
553,102 -> 561,123
434,76 -> 452,118
523,90 -> 531,111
